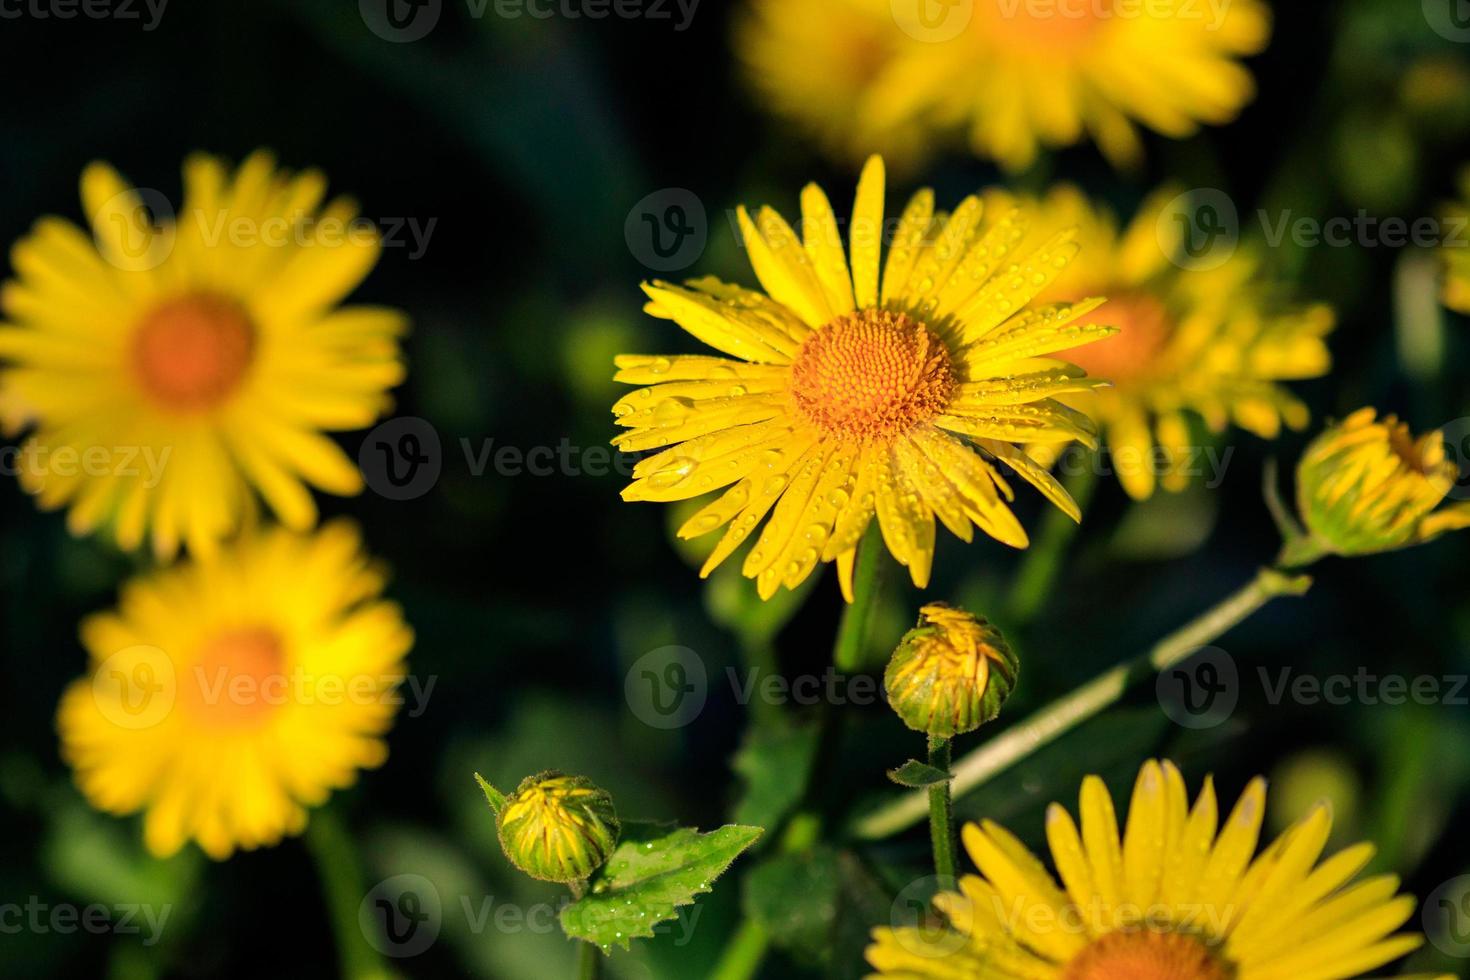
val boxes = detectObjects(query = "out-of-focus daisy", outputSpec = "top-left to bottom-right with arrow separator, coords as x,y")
992,185 -> 1333,499
1442,166 -> 1470,313
0,151 -> 406,558
736,0 -> 1270,172
868,759 -> 1430,980
57,521 -> 412,859
735,0 -> 934,172
613,157 -> 1116,599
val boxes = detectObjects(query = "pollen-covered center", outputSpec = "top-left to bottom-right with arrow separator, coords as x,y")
1062,930 -> 1231,980
131,293 -> 256,411
181,626 -> 287,727
790,308 -> 954,441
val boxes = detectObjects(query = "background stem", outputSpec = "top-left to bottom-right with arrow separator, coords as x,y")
851,565 -> 1314,840
1007,465 -> 1098,623
833,527 -> 885,672
576,940 -> 601,980
305,807 -> 387,980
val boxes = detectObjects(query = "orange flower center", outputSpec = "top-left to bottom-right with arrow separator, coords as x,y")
975,0 -> 1104,49
131,293 -> 256,411
1064,292 -> 1172,385
789,308 -> 954,441
181,627 -> 287,727
1062,930 -> 1231,980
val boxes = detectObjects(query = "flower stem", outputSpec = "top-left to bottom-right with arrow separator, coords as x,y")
851,565 -> 1315,840
926,735 -> 956,881
304,807 -> 388,980
833,527 -> 885,672
709,919 -> 771,980
576,940 -> 601,980
1007,465 -> 1098,623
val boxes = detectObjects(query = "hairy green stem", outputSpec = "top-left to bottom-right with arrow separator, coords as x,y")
305,808 -> 387,980
851,565 -> 1315,839
926,736 -> 956,881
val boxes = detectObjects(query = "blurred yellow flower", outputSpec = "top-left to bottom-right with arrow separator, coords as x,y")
1297,408 -> 1470,558
1442,166 -> 1470,314
736,0 -> 1270,172
57,521 -> 412,859
613,157 -> 1116,599
735,0 -> 934,172
0,151 -> 406,559
867,759 -> 1428,980
998,186 -> 1333,499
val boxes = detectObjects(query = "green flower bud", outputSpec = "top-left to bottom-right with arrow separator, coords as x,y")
1297,408 -> 1470,557
483,771 -> 620,883
884,603 -> 1018,738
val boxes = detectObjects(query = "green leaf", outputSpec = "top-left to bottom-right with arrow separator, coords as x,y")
730,719 -> 820,830
886,760 -> 953,788
743,846 -> 841,963
560,822 -> 763,952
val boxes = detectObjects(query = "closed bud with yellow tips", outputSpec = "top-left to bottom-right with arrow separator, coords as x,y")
477,771 -> 620,884
1297,408 -> 1470,557
885,604 -> 1018,739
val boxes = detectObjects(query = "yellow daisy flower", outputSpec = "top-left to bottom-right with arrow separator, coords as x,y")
995,185 -> 1333,499
735,0 -> 1270,173
613,157 -> 1116,599
1441,166 -> 1470,314
0,151 -> 407,558
868,759 -> 1429,980
57,521 -> 412,859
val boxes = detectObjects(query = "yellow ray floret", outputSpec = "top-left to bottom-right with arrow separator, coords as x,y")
867,760 -> 1431,980
0,151 -> 407,558
613,157 -> 1115,599
56,521 -> 413,860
